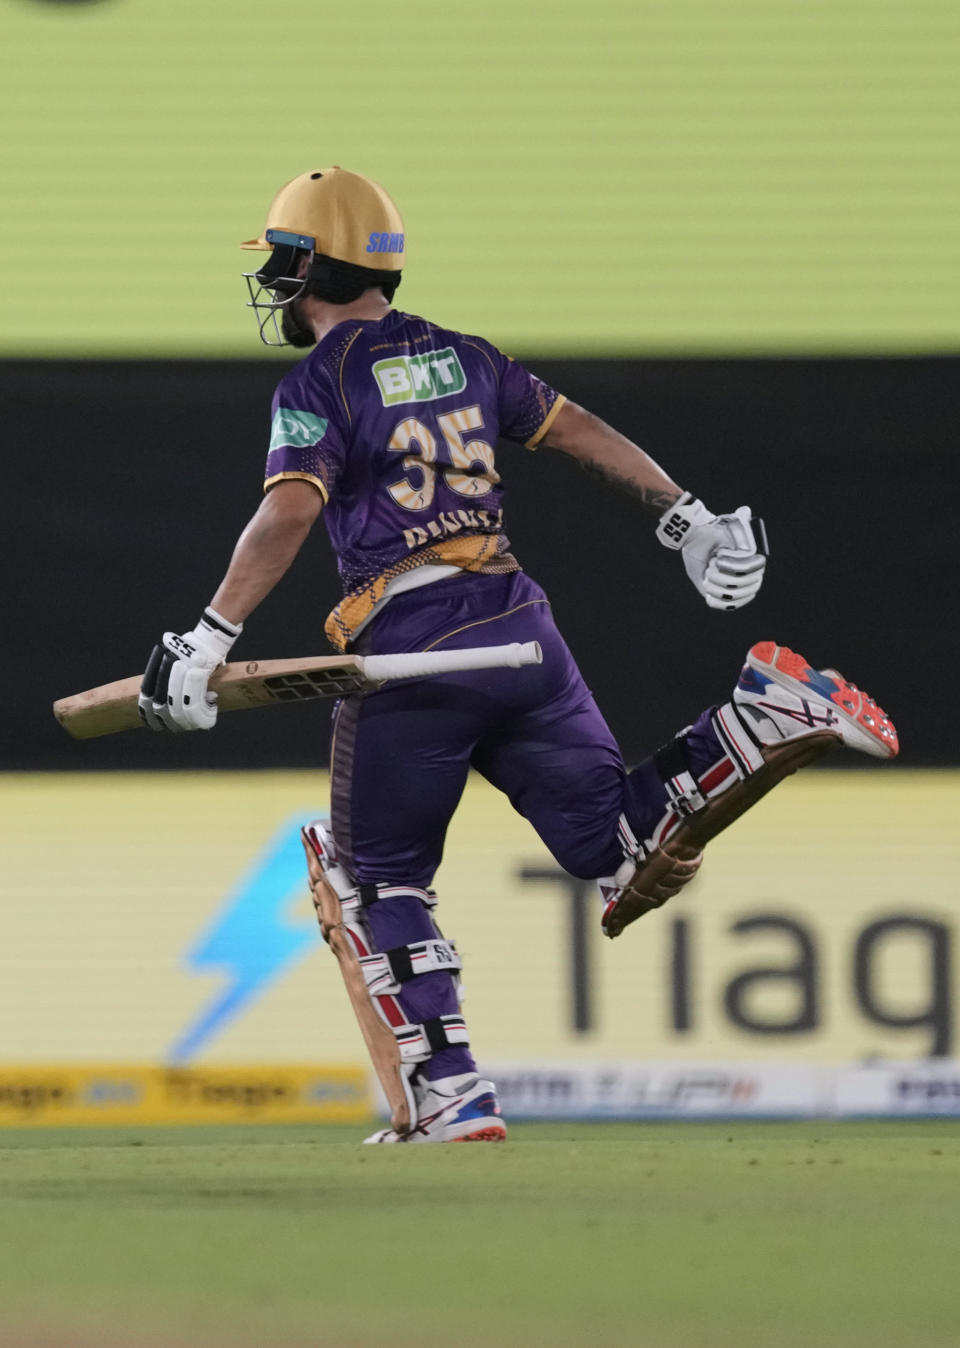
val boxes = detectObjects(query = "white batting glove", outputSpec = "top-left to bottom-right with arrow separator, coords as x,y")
138,607 -> 243,732
657,492 -> 768,611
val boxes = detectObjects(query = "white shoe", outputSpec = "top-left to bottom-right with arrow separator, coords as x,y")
734,641 -> 898,759
364,1074 -> 507,1144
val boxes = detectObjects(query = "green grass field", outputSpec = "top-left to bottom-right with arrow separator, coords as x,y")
1,1121 -> 958,1347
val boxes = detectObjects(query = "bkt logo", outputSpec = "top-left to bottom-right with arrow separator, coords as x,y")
373,347 -> 467,406
366,231 -> 404,254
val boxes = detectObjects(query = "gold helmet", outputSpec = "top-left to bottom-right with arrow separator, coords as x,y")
241,166 -> 405,347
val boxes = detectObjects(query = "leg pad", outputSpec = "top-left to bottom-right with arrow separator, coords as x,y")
603,731 -> 838,938
301,826 -> 416,1135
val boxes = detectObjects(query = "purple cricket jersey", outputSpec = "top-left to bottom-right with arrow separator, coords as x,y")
263,310 -> 566,650
260,308 -> 732,1089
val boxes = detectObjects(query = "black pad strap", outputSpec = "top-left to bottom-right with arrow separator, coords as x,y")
424,1017 -> 458,1053
385,945 -> 415,983
653,733 -> 696,783
357,882 -> 437,911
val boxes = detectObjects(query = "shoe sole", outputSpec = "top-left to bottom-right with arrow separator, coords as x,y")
452,1124 -> 508,1142
746,641 -> 898,759
363,1122 -> 507,1144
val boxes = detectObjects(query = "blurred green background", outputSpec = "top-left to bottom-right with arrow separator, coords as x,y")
3,0 -> 958,357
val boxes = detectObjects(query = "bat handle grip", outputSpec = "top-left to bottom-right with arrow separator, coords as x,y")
360,641 -> 543,683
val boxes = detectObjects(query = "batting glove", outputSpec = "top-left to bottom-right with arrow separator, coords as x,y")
657,492 -> 768,611
138,607 -> 243,732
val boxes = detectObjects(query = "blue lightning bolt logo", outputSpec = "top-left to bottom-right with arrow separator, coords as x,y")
168,815 -> 322,1062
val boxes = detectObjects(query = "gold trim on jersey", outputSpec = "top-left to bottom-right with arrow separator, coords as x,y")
263,471 -> 329,502
338,327 -> 364,425
421,598 -> 550,653
324,534 -> 519,652
461,336 -> 501,378
525,392 -> 567,449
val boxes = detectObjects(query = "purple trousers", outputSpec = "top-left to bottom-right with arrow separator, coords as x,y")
329,569 -> 723,1079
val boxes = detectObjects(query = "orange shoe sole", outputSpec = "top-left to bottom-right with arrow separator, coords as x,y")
748,641 -> 898,757
453,1124 -> 508,1142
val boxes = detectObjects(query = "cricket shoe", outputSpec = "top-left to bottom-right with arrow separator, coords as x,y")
363,1074 -> 506,1144
734,641 -> 899,759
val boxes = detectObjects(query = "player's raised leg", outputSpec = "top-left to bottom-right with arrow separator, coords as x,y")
600,641 -> 899,936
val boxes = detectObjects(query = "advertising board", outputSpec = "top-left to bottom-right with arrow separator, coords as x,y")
0,1064 -> 370,1128
2,770 -> 957,1066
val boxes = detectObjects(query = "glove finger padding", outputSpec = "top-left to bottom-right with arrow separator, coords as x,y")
683,544 -> 766,604
703,559 -> 766,589
714,504 -> 759,552
709,566 -> 765,588
701,551 -> 766,609
137,645 -> 168,731
703,586 -> 764,611
708,550 -> 767,577
664,497 -> 768,611
164,660 -> 219,732
138,607 -> 242,734
700,566 -> 765,609
151,651 -> 182,732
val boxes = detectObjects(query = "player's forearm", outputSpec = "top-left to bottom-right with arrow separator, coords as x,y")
208,483 -> 323,625
539,400 -> 683,515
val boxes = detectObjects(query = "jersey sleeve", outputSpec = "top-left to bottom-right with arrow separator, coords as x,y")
479,342 -> 566,450
263,377 -> 346,502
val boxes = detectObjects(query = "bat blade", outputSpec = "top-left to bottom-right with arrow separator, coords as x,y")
52,656 -> 367,740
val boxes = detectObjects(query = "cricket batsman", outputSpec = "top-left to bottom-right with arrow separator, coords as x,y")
138,167 -> 898,1142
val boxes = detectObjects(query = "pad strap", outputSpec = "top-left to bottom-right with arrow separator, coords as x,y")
653,733 -> 707,816
394,1014 -> 470,1064
711,701 -> 766,779
617,813 -> 644,862
359,939 -> 462,997
641,710 -> 766,853
342,883 -> 438,921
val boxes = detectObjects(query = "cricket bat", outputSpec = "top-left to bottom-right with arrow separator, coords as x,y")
53,641 -> 543,740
